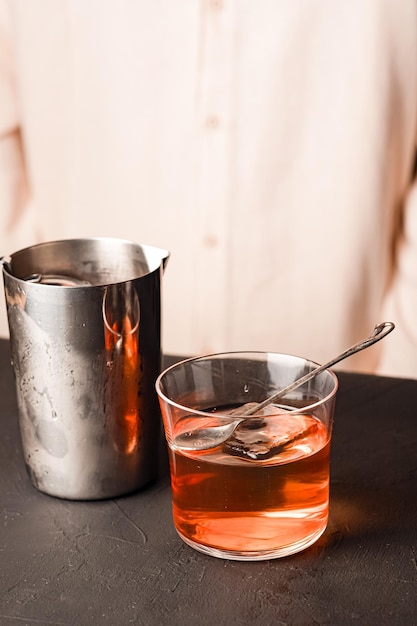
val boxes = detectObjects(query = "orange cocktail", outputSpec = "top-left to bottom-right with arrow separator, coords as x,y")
156,352 -> 338,560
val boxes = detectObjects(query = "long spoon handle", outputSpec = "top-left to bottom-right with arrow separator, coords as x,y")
243,321 -> 395,416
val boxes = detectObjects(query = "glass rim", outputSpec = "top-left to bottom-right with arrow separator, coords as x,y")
156,350 -> 339,418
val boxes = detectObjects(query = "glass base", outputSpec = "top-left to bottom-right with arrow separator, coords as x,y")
176,525 -> 327,561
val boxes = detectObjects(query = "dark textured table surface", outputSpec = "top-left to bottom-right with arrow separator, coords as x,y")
0,338 -> 416,625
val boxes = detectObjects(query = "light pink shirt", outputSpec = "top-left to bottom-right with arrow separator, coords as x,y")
1,0 -> 417,377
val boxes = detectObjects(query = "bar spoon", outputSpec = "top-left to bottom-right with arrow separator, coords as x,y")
175,322 -> 395,450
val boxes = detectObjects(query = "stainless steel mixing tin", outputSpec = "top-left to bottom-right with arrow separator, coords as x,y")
1,237 -> 169,500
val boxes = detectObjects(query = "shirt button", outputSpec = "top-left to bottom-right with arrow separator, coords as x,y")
205,115 -> 220,129
203,234 -> 219,248
209,0 -> 223,9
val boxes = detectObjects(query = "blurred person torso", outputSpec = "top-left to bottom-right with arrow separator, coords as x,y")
1,0 -> 417,376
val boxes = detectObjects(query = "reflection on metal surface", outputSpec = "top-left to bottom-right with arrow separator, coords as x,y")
104,284 -> 141,455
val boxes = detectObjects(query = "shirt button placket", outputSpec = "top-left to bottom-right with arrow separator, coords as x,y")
193,0 -> 234,352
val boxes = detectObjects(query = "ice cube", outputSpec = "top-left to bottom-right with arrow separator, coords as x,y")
226,402 -> 296,417
223,412 -> 317,461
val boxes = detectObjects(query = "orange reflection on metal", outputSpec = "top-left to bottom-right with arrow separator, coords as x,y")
105,315 -> 140,455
